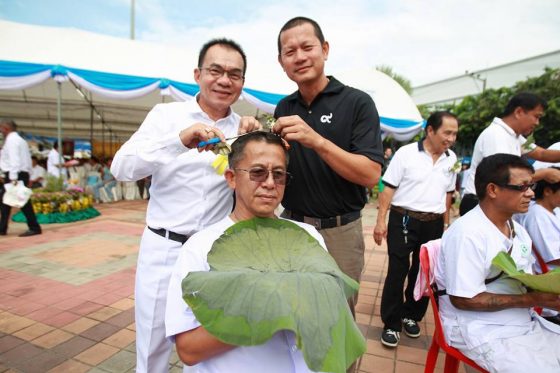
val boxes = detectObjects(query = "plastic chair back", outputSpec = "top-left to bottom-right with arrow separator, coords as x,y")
419,245 -> 488,373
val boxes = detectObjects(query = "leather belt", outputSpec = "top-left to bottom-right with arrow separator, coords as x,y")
283,209 -> 361,230
390,205 -> 443,222
148,226 -> 189,244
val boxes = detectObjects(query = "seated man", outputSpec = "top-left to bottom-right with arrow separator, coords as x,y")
435,153 -> 560,373
165,132 -> 334,372
515,166 -> 560,324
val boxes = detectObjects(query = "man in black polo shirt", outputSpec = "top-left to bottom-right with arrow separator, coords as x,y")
273,16 -> 384,317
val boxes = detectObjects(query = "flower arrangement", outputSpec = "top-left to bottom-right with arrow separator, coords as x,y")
31,190 -> 94,214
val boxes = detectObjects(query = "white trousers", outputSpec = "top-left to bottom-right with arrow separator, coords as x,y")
135,227 -> 183,373
459,318 -> 560,373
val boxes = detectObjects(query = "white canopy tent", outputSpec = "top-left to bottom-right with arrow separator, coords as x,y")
0,20 -> 424,147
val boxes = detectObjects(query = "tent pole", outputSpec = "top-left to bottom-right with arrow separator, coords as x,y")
90,98 -> 94,147
56,81 -> 63,179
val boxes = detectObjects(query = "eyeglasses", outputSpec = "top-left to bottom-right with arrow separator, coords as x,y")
496,183 -> 536,192
235,168 -> 292,185
200,65 -> 244,82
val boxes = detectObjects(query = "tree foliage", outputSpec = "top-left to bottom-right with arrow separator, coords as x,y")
376,65 -> 413,94
448,68 -> 560,153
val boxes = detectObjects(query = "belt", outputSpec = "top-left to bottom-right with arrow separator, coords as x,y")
148,226 -> 189,244
390,205 -> 443,222
283,209 -> 361,230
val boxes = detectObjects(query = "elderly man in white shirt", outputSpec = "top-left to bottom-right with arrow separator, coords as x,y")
111,38 -> 260,373
166,131 -> 332,373
374,111 -> 459,348
436,153 -> 560,373
460,92 -> 560,215
0,119 -> 42,236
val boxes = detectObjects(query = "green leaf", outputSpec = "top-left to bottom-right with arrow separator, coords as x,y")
491,252 -> 560,294
182,218 -> 366,372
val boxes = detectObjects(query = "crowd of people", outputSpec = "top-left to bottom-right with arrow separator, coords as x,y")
1,15 -> 559,373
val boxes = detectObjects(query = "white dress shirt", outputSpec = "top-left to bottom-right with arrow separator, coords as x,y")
464,117 -> 536,195
165,216 -> 327,373
30,164 -> 46,185
382,141 -> 457,214
47,148 -> 64,178
111,100 -> 240,235
0,131 -> 32,180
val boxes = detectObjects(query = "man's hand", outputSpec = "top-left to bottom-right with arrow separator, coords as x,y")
179,124 -> 226,152
238,116 -> 262,134
273,115 -> 325,149
530,292 -> 560,311
373,221 -> 387,246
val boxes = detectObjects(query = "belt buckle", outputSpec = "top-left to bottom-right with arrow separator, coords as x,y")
303,216 -> 321,230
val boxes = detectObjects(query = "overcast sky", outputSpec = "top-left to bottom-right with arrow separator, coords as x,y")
1,0 -> 559,91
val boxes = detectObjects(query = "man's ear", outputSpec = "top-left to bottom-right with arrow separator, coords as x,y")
322,41 -> 330,61
224,169 -> 236,190
487,183 -> 499,199
194,68 -> 201,85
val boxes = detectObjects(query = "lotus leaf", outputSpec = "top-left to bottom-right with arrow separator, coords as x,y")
182,217 -> 366,372
492,251 -> 560,294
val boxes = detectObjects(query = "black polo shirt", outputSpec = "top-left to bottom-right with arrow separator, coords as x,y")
274,76 -> 384,218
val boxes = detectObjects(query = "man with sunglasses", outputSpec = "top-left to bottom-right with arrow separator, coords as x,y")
165,131 -> 328,372
111,38 -> 260,372
436,153 -> 560,372
460,92 -> 560,216
273,17 -> 384,321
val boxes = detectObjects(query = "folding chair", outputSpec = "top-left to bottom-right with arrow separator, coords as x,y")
419,244 -> 488,373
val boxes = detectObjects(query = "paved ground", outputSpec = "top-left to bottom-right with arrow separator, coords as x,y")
0,199 -> 465,373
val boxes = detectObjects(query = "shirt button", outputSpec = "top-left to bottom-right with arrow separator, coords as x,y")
308,110 -> 312,114
291,345 -> 297,352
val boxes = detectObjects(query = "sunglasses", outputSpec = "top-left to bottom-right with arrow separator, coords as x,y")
496,183 -> 536,192
235,167 -> 292,185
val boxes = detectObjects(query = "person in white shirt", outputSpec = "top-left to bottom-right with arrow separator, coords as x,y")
111,38 -> 260,373
436,153 -> 560,373
29,156 -> 46,188
460,92 -> 560,215
0,119 -> 42,237
46,141 -> 68,179
515,167 -> 560,325
374,111 -> 459,347
166,131 -> 329,373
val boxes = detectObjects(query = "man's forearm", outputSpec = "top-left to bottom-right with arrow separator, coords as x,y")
449,291 -> 560,312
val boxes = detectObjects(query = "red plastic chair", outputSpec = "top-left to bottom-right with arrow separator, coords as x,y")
419,245 -> 488,373
532,243 -> 550,274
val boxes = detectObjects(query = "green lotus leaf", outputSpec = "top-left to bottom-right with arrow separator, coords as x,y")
492,251 -> 560,294
182,217 -> 366,372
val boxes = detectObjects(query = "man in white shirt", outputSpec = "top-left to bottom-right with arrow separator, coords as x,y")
46,141 -> 67,179
460,92 -> 560,215
29,156 -> 46,188
166,131 -> 329,372
374,111 -> 459,347
111,38 -> 260,373
436,153 -> 560,372
0,119 -> 42,237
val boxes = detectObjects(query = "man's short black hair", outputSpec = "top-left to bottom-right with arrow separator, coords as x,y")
534,166 -> 560,199
425,111 -> 457,133
228,132 -> 289,169
277,16 -> 325,55
198,38 -> 247,75
501,92 -> 547,117
475,153 -> 534,200
0,118 -> 16,131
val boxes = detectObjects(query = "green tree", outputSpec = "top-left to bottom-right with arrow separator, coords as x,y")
376,65 -> 413,94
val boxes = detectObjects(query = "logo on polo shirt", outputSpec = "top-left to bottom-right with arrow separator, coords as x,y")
320,113 -> 333,124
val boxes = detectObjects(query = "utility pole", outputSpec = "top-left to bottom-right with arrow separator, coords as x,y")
130,0 -> 135,40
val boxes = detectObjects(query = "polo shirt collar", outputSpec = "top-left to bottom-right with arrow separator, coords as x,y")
285,76 -> 345,104
190,93 -> 234,120
492,117 -> 519,138
418,138 -> 450,156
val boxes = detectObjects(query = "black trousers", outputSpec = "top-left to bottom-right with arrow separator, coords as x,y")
380,209 -> 443,331
459,193 -> 479,216
0,172 -> 41,233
